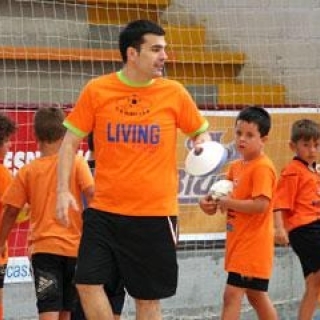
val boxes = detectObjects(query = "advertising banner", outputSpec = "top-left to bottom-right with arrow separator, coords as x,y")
2,108 -> 320,282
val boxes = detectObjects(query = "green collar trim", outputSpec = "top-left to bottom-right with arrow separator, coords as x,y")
117,70 -> 154,87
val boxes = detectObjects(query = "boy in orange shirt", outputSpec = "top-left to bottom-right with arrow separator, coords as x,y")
0,113 -> 16,320
199,106 -> 278,320
0,108 -> 94,320
274,119 -> 320,320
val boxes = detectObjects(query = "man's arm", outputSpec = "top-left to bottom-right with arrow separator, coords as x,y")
56,130 -> 83,227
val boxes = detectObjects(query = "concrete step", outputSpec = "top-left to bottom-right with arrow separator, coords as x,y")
78,0 -> 171,24
88,24 -> 206,51
185,83 -> 285,106
166,51 -> 246,82
217,83 -> 285,105
0,46 -> 246,82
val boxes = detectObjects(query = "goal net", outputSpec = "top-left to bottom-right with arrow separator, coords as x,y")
1,0 -> 319,319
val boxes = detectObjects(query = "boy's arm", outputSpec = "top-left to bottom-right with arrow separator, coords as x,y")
0,205 -> 21,255
218,195 -> 270,214
57,130 -> 83,227
274,209 -> 289,246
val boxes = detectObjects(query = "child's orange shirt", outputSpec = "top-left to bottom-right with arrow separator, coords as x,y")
226,154 -> 277,279
0,164 -> 12,264
274,158 -> 320,232
2,155 -> 93,257
64,72 -> 208,217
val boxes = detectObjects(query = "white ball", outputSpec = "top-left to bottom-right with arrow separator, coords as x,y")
210,179 -> 233,199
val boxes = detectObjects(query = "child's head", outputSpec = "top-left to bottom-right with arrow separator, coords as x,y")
0,113 -> 17,159
234,106 -> 271,160
34,107 -> 66,143
236,106 -> 271,137
289,119 -> 320,165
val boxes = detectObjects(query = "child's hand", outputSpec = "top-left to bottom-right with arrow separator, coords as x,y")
199,195 -> 218,215
274,227 -> 289,246
217,196 -> 230,214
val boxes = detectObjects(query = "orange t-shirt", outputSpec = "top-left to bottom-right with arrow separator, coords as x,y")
225,154 -> 277,279
64,72 -> 208,216
274,159 -> 320,232
0,164 -> 12,264
2,155 -> 93,257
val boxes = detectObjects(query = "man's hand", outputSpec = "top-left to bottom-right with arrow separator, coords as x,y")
199,195 -> 218,215
56,191 -> 79,227
192,132 -> 211,153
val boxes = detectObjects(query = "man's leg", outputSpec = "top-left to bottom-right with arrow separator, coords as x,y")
135,299 -> 162,320
77,284 -> 114,320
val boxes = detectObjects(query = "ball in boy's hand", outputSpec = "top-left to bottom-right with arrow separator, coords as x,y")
209,179 -> 233,200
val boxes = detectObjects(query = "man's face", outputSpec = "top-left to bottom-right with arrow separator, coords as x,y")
130,34 -> 168,81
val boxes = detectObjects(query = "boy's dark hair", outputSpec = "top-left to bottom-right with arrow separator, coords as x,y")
290,119 -> 320,143
236,106 -> 271,137
34,107 -> 66,143
119,19 -> 165,63
0,113 -> 17,147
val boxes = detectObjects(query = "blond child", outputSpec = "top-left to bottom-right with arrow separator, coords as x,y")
274,119 -> 320,320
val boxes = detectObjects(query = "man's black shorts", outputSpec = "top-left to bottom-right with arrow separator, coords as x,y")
75,208 -> 178,300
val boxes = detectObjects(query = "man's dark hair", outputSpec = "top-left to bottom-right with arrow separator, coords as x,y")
119,19 -> 165,63
236,106 -> 271,137
34,107 -> 66,143
0,113 -> 17,147
290,119 -> 320,143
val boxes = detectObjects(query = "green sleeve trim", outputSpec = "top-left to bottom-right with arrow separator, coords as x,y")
188,120 -> 209,138
63,120 -> 88,138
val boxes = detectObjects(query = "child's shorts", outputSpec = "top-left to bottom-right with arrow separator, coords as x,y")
227,272 -> 269,292
289,220 -> 320,278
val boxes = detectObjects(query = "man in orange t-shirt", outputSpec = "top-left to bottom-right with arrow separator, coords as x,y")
274,119 -> 320,320
0,108 -> 94,320
0,113 -> 16,320
56,20 -> 209,320
200,106 -> 278,320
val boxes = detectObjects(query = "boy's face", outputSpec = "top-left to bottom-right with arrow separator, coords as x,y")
128,34 -> 168,81
234,120 -> 267,161
290,138 -> 320,165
